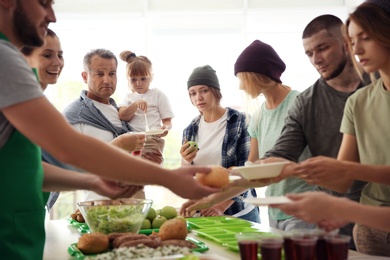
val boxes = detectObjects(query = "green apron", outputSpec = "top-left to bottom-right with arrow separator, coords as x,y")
0,130 -> 46,259
0,32 -> 48,259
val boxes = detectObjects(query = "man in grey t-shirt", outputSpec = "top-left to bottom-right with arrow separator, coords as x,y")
263,15 -> 368,250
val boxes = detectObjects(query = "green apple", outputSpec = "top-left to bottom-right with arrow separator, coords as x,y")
152,215 -> 167,228
174,215 -> 187,225
146,208 -> 157,222
141,219 -> 152,229
160,206 -> 178,219
187,141 -> 198,152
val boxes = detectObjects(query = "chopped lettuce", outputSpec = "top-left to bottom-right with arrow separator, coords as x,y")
84,205 -> 145,233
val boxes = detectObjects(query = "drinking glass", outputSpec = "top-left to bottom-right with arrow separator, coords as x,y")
325,234 -> 351,260
259,235 -> 284,260
235,232 -> 261,260
313,228 -> 338,260
291,232 -> 318,260
283,231 -> 295,260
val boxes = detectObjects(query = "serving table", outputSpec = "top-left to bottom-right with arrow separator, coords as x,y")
43,219 -> 369,260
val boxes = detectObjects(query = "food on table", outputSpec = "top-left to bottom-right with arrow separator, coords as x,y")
85,244 -> 192,260
160,205 -> 178,219
86,206 -> 145,233
141,218 -> 152,229
70,209 -> 85,223
157,218 -> 188,241
108,229 -> 192,249
195,165 -> 229,188
146,207 -> 157,222
174,215 -> 187,225
161,239 -> 197,248
77,199 -> 152,234
77,232 -> 109,254
152,215 -> 167,229
78,221 -> 198,259
112,233 -> 159,248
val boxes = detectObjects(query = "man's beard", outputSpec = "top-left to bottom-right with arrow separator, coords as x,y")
323,55 -> 348,81
13,0 -> 44,47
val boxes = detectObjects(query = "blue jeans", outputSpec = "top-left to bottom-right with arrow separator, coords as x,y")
238,206 -> 260,223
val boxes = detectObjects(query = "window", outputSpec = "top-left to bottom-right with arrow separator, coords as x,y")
48,1 -> 361,224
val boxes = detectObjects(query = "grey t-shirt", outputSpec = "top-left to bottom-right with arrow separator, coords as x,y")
0,39 -> 44,148
264,77 -> 367,200
263,77 -> 368,249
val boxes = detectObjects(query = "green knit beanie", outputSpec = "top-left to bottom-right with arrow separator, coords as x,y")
187,65 -> 220,89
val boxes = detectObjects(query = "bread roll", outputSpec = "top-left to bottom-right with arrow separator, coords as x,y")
195,165 -> 229,188
77,232 -> 109,254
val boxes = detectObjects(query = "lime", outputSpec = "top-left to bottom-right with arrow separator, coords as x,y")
152,215 -> 167,228
146,208 -> 157,222
141,219 -> 151,229
160,206 -> 178,219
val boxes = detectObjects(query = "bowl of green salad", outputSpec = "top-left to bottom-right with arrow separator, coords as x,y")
77,198 -> 153,234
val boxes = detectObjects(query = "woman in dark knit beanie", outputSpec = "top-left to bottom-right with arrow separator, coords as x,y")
180,65 -> 260,223
234,40 -> 315,231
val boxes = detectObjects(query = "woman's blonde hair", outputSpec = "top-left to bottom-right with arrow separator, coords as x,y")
237,72 -> 274,98
119,51 -> 152,78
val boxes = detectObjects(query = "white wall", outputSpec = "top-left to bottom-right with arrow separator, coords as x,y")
49,0 -> 364,131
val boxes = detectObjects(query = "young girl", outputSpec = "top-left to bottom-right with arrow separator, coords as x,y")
180,65 -> 260,223
119,51 -> 174,163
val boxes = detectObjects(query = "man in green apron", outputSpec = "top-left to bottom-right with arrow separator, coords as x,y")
0,1 -> 219,258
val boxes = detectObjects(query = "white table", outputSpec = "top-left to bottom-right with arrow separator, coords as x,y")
43,219 -> 369,260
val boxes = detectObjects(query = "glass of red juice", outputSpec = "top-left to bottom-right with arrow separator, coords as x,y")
235,232 -> 261,260
313,228 -> 338,260
292,234 -> 318,260
260,236 -> 284,260
283,233 -> 296,260
325,234 -> 351,260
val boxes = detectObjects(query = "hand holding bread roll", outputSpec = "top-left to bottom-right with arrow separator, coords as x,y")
195,165 -> 229,188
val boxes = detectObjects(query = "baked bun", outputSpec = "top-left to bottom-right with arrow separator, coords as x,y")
195,165 -> 229,188
77,232 -> 109,254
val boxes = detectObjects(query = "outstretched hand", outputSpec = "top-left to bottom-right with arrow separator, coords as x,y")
169,166 -> 221,199
291,156 -> 348,184
91,176 -> 144,199
180,196 -> 215,217
270,191 -> 347,228
110,132 -> 145,153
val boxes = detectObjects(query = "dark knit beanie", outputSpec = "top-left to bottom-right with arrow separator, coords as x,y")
234,40 -> 286,83
187,65 -> 220,89
365,0 -> 390,14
